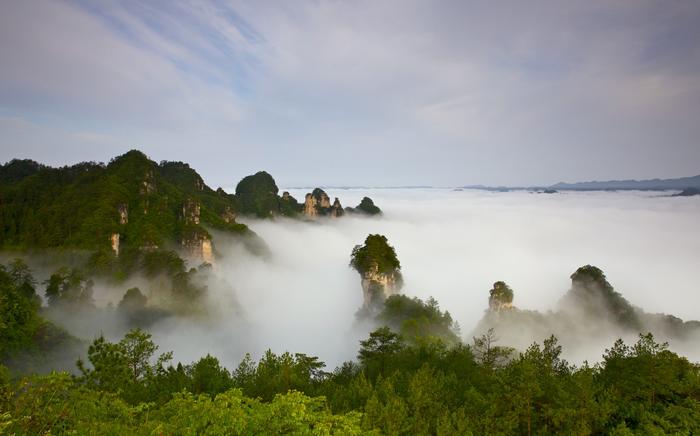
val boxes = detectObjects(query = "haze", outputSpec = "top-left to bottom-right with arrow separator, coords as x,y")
46,188 -> 696,369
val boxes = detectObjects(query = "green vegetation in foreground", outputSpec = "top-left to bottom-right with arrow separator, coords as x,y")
3,326 -> 699,434
3,260 -> 700,434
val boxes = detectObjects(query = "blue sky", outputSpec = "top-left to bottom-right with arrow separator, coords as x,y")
1,0 -> 699,188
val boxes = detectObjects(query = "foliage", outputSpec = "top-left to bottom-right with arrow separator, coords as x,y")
44,267 -> 94,308
0,150 -> 248,279
119,287 -> 147,311
234,170 -> 281,218
2,322 -> 700,435
0,261 -> 42,357
488,281 -> 514,309
350,234 -> 401,275
3,258 -> 700,434
378,295 -> 461,345
355,197 -> 382,215
279,191 -> 302,216
563,265 -> 641,329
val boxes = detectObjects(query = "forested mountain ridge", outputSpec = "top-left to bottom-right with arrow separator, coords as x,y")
0,150 -> 247,260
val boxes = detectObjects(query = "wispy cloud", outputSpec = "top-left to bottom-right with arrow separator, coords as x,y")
1,0 -> 699,186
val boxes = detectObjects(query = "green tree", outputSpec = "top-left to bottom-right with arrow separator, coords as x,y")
350,234 -> 401,275
358,327 -> 404,379
77,328 -> 173,403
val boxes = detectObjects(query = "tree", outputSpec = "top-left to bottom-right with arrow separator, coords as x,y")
378,295 -> 460,345
234,171 -> 280,218
189,354 -> 233,395
44,267 -> 94,307
350,234 -> 401,275
77,328 -> 172,403
488,281 -> 513,311
472,328 -> 514,368
118,287 -> 147,312
358,327 -> 404,378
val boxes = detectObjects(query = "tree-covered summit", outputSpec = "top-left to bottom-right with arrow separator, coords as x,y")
230,170 -> 381,220
234,171 -> 280,218
350,234 -> 401,275
346,196 -> 382,215
562,264 -> 641,329
0,149 -> 247,253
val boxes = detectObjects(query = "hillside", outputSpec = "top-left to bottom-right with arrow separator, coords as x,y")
0,150 -> 248,260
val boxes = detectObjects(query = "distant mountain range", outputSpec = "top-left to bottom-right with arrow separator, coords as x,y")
549,174 -> 700,191
286,174 -> 700,192
455,174 -> 700,192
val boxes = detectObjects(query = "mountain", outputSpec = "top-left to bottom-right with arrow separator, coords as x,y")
0,150 -> 248,262
550,174 -> 700,191
473,265 -> 700,357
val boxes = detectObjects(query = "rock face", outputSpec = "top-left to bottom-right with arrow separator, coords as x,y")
118,203 -> 128,224
201,239 -> 213,264
303,193 -> 317,217
313,188 -> 331,208
181,198 -> 214,263
350,234 -> 403,311
182,231 -> 213,264
330,198 -> 344,218
110,233 -> 120,256
221,206 -> 237,224
182,199 -> 201,225
361,264 -> 401,308
140,170 -> 157,195
302,188 -> 340,218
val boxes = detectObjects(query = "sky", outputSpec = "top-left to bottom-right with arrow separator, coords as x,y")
1,0 -> 699,188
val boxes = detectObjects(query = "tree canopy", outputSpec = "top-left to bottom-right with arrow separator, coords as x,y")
350,234 -> 401,275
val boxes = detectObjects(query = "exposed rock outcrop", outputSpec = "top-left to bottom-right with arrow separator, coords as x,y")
182,198 -> 201,225
302,188 -> 337,218
117,203 -> 128,224
330,198 -> 344,218
350,234 -> 403,312
221,206 -> 237,223
110,233 -> 120,256
360,263 -> 402,308
303,193 -> 317,217
140,170 -> 157,195
182,230 -> 214,264
181,198 -> 213,263
313,188 -> 331,209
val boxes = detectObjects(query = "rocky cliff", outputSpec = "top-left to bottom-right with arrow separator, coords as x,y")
350,234 -> 403,312
360,264 -> 402,309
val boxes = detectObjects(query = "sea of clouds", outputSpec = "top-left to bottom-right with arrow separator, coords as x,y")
146,188 -> 699,368
34,188 -> 700,370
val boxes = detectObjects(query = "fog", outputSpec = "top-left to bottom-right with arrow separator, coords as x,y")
34,189 -> 700,369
